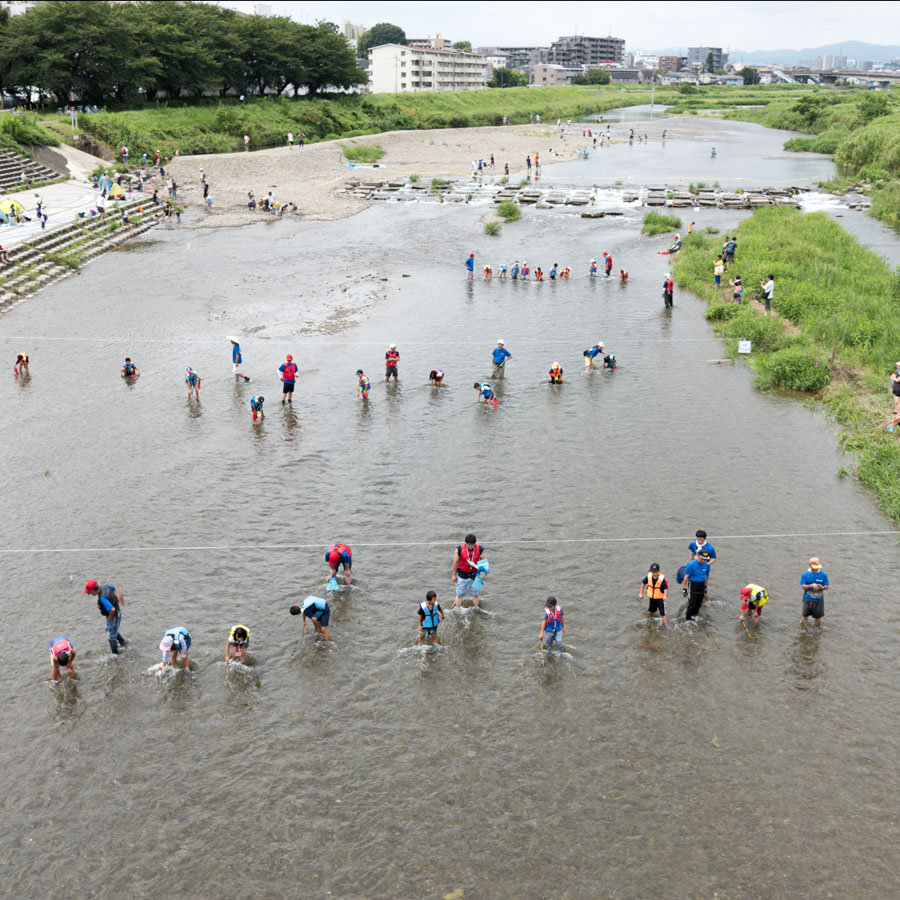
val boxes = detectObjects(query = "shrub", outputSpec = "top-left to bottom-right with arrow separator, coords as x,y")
496,199 -> 521,221
484,221 -> 502,236
754,345 -> 832,392
409,173 -> 419,182
642,211 -> 682,236
341,143 -> 385,163
705,303 -> 742,321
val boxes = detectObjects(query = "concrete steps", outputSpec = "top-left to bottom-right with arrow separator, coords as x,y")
0,149 -> 62,192
0,196 -> 158,311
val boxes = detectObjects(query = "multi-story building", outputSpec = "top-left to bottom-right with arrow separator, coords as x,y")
548,35 -> 625,67
477,46 -> 549,72
532,64 -> 585,86
658,55 -> 686,73
369,44 -> 487,94
813,54 -> 847,70
687,47 -> 728,71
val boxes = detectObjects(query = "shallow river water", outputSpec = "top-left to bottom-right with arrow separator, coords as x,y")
2,115 -> 899,900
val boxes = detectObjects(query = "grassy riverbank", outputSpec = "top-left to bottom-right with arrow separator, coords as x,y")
73,87 -> 659,158
721,90 -> 900,225
67,85 -> 818,160
674,206 -> 900,520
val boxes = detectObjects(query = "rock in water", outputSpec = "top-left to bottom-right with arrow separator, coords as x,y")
443,891 -> 464,900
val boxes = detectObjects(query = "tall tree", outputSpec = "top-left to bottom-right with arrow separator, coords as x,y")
741,66 -> 760,85
705,51 -> 715,74
488,68 -> 527,88
571,68 -> 611,85
297,22 -> 367,96
357,22 -> 406,56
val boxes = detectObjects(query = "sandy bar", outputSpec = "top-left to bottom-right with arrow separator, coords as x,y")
165,119 -> 691,227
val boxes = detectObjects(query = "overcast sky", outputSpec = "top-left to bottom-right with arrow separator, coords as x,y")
216,1 -> 900,52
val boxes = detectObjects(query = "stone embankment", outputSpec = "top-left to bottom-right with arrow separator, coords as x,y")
339,177 -> 809,215
0,196 -> 158,312
0,149 -> 62,193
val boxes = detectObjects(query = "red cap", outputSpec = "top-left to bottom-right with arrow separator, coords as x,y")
84,579 -> 99,593
469,253 -> 474,257
328,550 -> 340,566
286,354 -> 293,361
740,587 -> 751,598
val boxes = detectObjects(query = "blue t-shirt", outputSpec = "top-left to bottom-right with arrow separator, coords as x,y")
689,540 -> 717,561
801,570 -> 829,601
465,257 -> 474,271
232,343 -> 242,364
480,384 -> 495,399
492,347 -> 511,365
586,347 -> 602,359
684,559 -> 710,583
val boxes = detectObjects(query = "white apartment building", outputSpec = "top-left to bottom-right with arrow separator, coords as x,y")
369,44 -> 487,93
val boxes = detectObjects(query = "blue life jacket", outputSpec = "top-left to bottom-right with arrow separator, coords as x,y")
420,602 -> 441,630
123,363 -> 136,376
251,395 -> 263,412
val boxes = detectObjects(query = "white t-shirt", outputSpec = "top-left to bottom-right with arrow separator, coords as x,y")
288,132 -> 293,142
763,279 -> 774,299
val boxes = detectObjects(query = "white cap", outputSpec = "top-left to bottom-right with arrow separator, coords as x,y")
389,343 -> 396,349
159,635 -> 174,651
665,273 -> 671,279
498,339 -> 504,345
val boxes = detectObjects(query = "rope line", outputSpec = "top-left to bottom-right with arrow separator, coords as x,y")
2,530 -> 897,555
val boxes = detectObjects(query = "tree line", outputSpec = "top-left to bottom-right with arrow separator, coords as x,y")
0,0 -> 367,105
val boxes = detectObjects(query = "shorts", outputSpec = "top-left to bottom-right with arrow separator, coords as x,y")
802,598 -> 824,619
647,597 -> 667,617
308,606 -> 331,626
282,381 -> 295,393
421,626 -> 438,636
715,275 -> 721,285
233,363 -> 240,375
456,575 -> 479,597
331,560 -> 351,572
385,367 -> 398,379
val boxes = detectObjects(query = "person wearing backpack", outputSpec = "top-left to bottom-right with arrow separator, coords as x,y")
639,563 -> 669,626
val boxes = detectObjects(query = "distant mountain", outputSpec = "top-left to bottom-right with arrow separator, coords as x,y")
651,41 -> 900,66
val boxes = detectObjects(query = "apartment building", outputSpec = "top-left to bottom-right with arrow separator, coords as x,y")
548,35 -> 625,67
532,64 -> 585,86
687,47 -> 728,70
369,44 -> 487,93
658,55 -> 686,73
477,46 -> 549,72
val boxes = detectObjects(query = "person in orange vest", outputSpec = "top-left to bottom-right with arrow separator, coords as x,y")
385,343 -> 399,382
639,563 -> 669,626
548,362 -> 563,384
326,543 -> 352,585
50,636 -> 77,681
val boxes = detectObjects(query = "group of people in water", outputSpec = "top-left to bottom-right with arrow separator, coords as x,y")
468,252 -> 630,283
48,530 -> 833,682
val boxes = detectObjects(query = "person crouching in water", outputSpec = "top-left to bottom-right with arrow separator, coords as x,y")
417,591 -> 444,645
548,362 -> 563,384
14,352 -> 29,376
250,395 -> 264,422
226,625 -> 250,664
50,636 -> 77,681
740,584 -> 768,627
429,369 -> 445,386
160,627 -> 191,669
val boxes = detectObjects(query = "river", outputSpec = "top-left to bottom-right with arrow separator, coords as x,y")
2,113 -> 899,900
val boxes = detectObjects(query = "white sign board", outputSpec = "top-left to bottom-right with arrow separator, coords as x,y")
738,340 -> 752,354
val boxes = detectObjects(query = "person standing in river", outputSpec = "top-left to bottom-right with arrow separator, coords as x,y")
682,551 -> 711,621
639,563 -> 669,626
84,580 -> 127,654
662,273 -> 674,308
453,534 -> 485,607
385,343 -> 399,382
417,591 -> 444,646
465,253 -> 475,280
491,340 -> 512,379
279,354 -> 297,404
231,338 -> 250,383
540,596 -> 565,651
801,557 -> 829,628
688,529 -> 717,598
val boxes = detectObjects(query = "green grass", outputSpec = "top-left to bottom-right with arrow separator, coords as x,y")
496,199 -> 521,221
642,211 -> 682,236
675,206 -> 900,521
408,173 -> 419,183
0,112 -> 59,154
484,221 -> 502,236
340,143 -> 385,163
